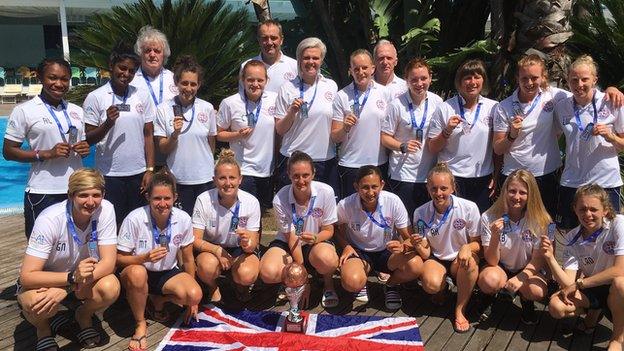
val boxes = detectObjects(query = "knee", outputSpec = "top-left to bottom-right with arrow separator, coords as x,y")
520,284 -> 546,302
233,265 -> 259,287
124,265 -> 147,290
340,272 -> 367,293
477,271 -> 502,295
548,295 -> 567,319
421,274 -> 444,294
95,275 -> 121,303
610,277 -> 624,297
259,262 -> 283,284
186,282 -> 203,305
310,249 -> 339,274
403,257 -> 423,276
197,256 -> 221,281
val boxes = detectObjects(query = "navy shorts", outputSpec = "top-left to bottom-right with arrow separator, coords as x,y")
177,182 -> 214,216
268,239 -> 334,275
240,175 -> 273,209
388,180 -> 429,222
223,246 -> 260,259
24,192 -> 66,239
147,267 -> 183,295
104,173 -> 147,227
455,174 -> 492,213
349,247 -> 392,273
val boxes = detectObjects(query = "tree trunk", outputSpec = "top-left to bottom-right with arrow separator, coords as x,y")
312,0 -> 350,85
251,0 -> 271,21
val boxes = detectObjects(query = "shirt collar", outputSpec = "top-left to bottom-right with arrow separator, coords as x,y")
142,206 -> 179,225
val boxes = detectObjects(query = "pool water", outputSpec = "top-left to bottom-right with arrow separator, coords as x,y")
0,117 -> 95,214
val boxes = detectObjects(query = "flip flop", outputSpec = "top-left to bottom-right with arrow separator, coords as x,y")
76,326 -> 101,348
49,312 -> 71,335
128,335 -> 147,351
321,290 -> 339,308
35,336 -> 59,351
453,319 -> 472,334
575,317 -> 598,335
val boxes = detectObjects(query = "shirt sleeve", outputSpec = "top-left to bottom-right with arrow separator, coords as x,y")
493,102 -> 510,132
273,195 -> 292,234
4,105 -> 27,142
97,202 -> 117,246
322,188 -> 338,226
207,104 -> 218,136
82,92 -> 103,127
153,106 -> 168,137
192,196 -> 210,230
393,196 -> 410,229
180,215 -> 195,247
117,215 -> 137,252
562,229 -> 580,270
467,202 -> 481,238
332,92 -> 347,122
216,100 -> 231,129
612,216 -> 624,256
274,85 -> 291,119
381,103 -> 399,135
479,213 -> 492,247
611,103 -> 624,134
427,104 -> 445,138
245,197 -> 261,232
143,94 -> 156,123
25,215 -> 57,260
336,199 -> 347,225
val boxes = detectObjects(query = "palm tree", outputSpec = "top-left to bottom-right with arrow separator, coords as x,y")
71,0 -> 257,104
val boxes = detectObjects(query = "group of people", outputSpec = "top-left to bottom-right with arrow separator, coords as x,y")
4,19 -> 624,351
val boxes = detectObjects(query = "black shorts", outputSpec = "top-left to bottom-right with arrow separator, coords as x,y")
223,246 -> 260,259
349,247 -> 392,273
147,268 -> 183,295
430,255 -> 453,272
581,284 -> 610,310
268,239 -> 334,274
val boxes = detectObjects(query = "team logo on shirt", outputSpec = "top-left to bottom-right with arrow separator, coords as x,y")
32,234 -> 45,246
198,112 -> 208,123
268,106 -> 276,116
452,218 -> 466,230
136,103 -> 144,114
542,101 -> 554,112
603,240 -> 615,255
312,208 -> 324,218
598,106 -> 611,119
173,234 -> 183,246
522,230 -> 533,242
169,84 -> 178,94
350,222 -> 361,232
324,91 -> 334,101
121,231 -> 132,242
376,100 -> 386,110
239,217 -> 248,227
69,111 -> 80,121
284,72 -> 296,80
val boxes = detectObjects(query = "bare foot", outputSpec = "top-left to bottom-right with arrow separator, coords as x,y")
128,320 -> 148,351
607,340 -> 623,351
211,286 -> 222,302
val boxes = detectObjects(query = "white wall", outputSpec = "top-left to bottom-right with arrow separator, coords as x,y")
0,25 -> 45,68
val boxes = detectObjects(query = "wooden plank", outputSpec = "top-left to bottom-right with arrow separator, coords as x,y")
463,298 -> 514,351
505,301 -> 548,351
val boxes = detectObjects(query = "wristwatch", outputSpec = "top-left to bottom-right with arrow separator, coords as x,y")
399,143 -> 408,154
146,167 -> 155,172
576,277 -> 585,289
67,269 -> 76,285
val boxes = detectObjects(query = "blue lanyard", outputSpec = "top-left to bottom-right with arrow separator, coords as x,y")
150,212 -> 172,245
244,93 -> 262,126
228,201 -> 241,233
299,77 -> 319,109
65,202 -> 97,245
513,91 -> 542,117
457,95 -> 482,127
110,84 -> 128,105
567,227 -> 604,246
143,68 -> 164,105
407,96 -> 428,130
426,196 -> 454,230
179,101 -> 196,134
363,202 -> 389,229
40,95 -> 72,140
291,196 -> 316,227
573,93 -> 598,132
352,83 -> 371,117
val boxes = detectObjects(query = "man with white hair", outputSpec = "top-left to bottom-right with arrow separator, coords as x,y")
243,20 -> 297,93
373,40 -> 406,99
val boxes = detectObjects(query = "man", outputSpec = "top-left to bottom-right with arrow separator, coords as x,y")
243,20 -> 298,93
373,40 -> 406,99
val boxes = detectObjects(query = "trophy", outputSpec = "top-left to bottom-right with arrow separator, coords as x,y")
281,262 -> 309,333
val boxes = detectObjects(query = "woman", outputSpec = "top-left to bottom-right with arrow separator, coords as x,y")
428,59 -> 498,212
192,149 -> 261,302
84,45 -> 156,227
217,60 -> 277,209
381,58 -> 444,217
413,163 -> 481,333
477,169 -> 552,325
259,151 -> 340,308
154,55 -> 217,215
544,184 -> 624,350
492,54 -> 623,218
3,58 -> 90,238
553,55 -> 624,229
274,37 -> 339,195
336,165 -> 428,309
331,49 -> 391,199
117,170 -> 201,351
18,168 -> 119,350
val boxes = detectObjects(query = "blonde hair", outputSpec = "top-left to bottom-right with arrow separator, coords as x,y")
426,162 -> 456,192
573,184 -> 616,220
68,168 -> 105,197
485,170 -> 551,237
517,54 -> 550,89
215,149 -> 241,175
296,37 -> 326,76
569,55 -> 598,78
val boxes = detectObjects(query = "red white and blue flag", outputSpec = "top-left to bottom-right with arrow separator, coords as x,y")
156,304 -> 424,350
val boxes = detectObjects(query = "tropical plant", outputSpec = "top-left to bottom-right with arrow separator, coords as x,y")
71,0 -> 257,105
570,0 -> 624,89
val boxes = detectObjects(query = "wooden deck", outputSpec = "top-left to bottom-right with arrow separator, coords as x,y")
0,214 -> 614,350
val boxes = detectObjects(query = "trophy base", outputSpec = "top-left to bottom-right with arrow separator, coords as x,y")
283,311 -> 308,333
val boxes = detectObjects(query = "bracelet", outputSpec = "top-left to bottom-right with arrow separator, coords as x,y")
35,150 -> 42,162
146,167 -> 155,172
506,132 -> 517,142
441,129 -> 452,139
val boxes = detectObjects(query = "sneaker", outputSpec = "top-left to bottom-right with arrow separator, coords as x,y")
384,285 -> 402,310
355,285 -> 369,303
478,293 -> 495,323
520,299 -> 538,325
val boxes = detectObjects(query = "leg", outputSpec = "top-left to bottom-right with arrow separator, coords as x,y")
516,271 -> 548,302
339,257 -> 369,293
275,154 -> 291,190
314,158 -> 339,199
308,242 -> 339,292
420,259 -> 448,295
74,274 -> 120,328
450,254 -> 479,331
606,187 -> 622,213
176,184 -> 195,216
608,277 -> 624,350
17,288 -> 64,339
535,172 -> 558,219
120,265 -> 149,350
477,265 -> 507,295
196,252 -> 223,301
127,173 -> 147,216
259,246 -> 292,284
231,253 -> 261,287
548,288 -> 590,319
387,252 -> 424,285
104,175 -> 129,228
389,180 -> 416,223
161,272 -> 202,308
557,186 -> 578,230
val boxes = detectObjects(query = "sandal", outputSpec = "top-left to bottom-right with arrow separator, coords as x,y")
76,326 -> 101,348
35,336 -> 59,351
235,283 -> 253,302
128,335 -> 147,351
321,290 -> 339,308
49,312 -> 71,335
575,317 -> 598,335
384,285 -> 402,310
453,319 -> 472,334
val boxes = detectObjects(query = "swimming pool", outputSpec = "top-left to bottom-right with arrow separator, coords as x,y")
0,117 -> 95,216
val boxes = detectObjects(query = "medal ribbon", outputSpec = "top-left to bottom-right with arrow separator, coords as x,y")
299,77 -> 319,109
352,82 -> 371,117
457,95 -> 482,128
407,95 -> 428,131
244,93 -> 262,126
150,212 -> 172,245
65,202 -> 97,246
567,227 -> 604,246
291,196 -> 317,229
573,92 -> 598,132
426,196 -> 454,231
363,202 -> 390,230
40,95 -> 72,140
143,68 -> 164,105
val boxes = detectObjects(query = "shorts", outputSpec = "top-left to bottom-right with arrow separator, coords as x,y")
268,239 -> 334,274
581,284 -> 610,310
223,246 -> 260,259
348,247 -> 392,273
147,267 -> 183,295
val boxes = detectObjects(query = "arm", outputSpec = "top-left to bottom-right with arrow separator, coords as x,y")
578,255 -> 624,289
400,226 -> 431,259
143,122 -> 155,169
85,105 -> 119,145
493,131 -> 513,155
181,243 -> 196,278
90,244 -> 116,280
192,227 -> 223,255
208,135 -> 216,154
540,235 -> 576,287
275,98 -> 303,136
238,228 -> 260,253
330,120 -> 348,143
19,255 -> 70,290
216,126 -> 252,142
3,139 -> 69,163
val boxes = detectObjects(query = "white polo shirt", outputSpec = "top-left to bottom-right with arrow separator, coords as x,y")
332,81 -> 391,167
118,206 -> 194,272
154,98 -> 217,185
242,52 -> 298,93
413,195 -> 480,261
5,96 -> 85,194
26,199 -> 117,272
375,74 -> 407,100
217,91 -> 277,177
382,91 -> 444,182
428,95 -> 498,178
337,190 -> 409,252
130,68 -> 178,106
480,211 -> 539,272
273,181 -> 338,243
275,75 -> 337,161
554,90 -> 624,188
563,215 -> 624,277
83,83 -> 156,176
494,87 -> 569,176
192,189 -> 260,248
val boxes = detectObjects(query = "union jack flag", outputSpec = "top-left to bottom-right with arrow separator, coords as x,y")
156,304 -> 424,351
